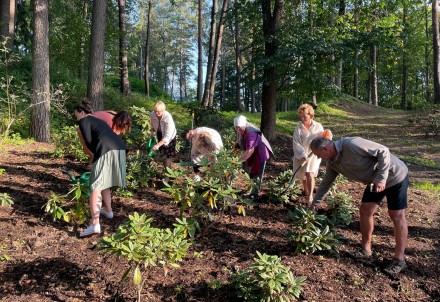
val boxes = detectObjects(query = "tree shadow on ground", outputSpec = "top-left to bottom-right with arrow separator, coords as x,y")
0,257 -> 94,301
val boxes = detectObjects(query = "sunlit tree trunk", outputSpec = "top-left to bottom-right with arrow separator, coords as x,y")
197,0 -> 203,102
79,0 -> 90,80
353,0 -> 359,99
251,60 -> 256,113
234,0 -> 242,111
118,0 -> 130,97
144,0 -> 152,97
424,2 -> 431,102
221,54 -> 225,108
335,0 -> 345,90
401,2 -> 408,110
308,0 -> 317,107
207,0 -> 228,108
202,0 -> 217,107
87,0 -> 107,110
31,0 -> 50,142
0,0 -> 16,49
180,45 -> 184,101
369,44 -> 378,106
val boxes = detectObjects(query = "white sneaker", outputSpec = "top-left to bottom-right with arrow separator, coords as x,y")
100,207 -> 114,219
80,224 -> 101,237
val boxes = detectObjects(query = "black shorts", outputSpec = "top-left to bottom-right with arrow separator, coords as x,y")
361,174 -> 409,210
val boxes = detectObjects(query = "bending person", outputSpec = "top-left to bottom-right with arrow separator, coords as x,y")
234,115 -> 274,198
185,127 -> 223,173
75,99 -> 131,168
74,103 -> 127,237
149,101 -> 177,169
310,136 -> 409,274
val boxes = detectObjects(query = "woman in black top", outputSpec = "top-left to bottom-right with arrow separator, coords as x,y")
74,105 -> 127,237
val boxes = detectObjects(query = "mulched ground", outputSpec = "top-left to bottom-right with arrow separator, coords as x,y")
1,102 -> 439,302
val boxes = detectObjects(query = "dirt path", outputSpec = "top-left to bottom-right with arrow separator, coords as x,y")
322,100 -> 440,184
0,101 -> 439,302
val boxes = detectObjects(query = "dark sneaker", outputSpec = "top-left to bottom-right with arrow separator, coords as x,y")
384,259 -> 407,274
348,248 -> 372,259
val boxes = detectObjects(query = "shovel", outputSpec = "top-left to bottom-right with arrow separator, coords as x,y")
279,152 -> 313,196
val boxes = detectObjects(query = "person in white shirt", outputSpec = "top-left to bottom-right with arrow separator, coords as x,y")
292,104 -> 328,205
185,127 -> 223,172
150,101 -> 177,168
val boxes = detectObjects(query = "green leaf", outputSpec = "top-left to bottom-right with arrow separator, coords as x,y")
133,265 -> 142,286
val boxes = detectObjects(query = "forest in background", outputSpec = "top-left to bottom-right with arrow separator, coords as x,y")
1,0 -> 440,143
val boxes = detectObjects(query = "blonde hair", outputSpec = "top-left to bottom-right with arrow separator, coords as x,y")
298,104 -> 315,117
153,101 -> 166,112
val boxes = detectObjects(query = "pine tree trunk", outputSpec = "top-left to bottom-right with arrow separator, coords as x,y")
79,0 -> 89,80
260,0 -> 284,141
202,0 -> 217,107
251,61 -> 256,113
432,0 -> 440,104
197,0 -> 203,102
401,3 -> 408,110
87,0 -> 107,111
31,0 -> 50,142
180,46 -> 184,101
234,0 -> 242,111
207,0 -> 228,108
0,0 -> 16,49
425,3 -> 431,103
221,55 -> 226,108
118,0 -> 131,97
369,44 -> 378,106
144,0 -> 152,97
353,0 -> 359,99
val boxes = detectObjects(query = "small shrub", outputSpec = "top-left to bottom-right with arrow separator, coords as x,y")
97,212 -> 192,302
162,149 -> 254,237
287,207 -> 344,254
230,251 -> 307,302
52,125 -> 89,161
183,102 -> 231,131
42,182 -> 90,226
427,113 -> 440,135
0,193 -> 14,207
125,150 -> 162,191
220,127 -> 236,150
266,170 -> 302,203
126,105 -> 152,150
326,193 -> 357,226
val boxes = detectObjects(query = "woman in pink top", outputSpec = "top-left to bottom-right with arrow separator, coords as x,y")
76,99 -> 132,167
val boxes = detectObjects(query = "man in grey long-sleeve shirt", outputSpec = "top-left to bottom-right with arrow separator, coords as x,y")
310,137 -> 409,274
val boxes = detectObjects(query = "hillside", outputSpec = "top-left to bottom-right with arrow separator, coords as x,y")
0,100 -> 439,302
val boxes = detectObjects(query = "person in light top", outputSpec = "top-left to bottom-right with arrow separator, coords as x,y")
185,127 -> 223,172
292,104 -> 330,205
149,101 -> 177,169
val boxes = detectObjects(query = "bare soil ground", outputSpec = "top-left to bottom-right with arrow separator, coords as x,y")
0,100 -> 439,302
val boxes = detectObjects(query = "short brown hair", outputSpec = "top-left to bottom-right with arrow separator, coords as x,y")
113,111 -> 132,134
